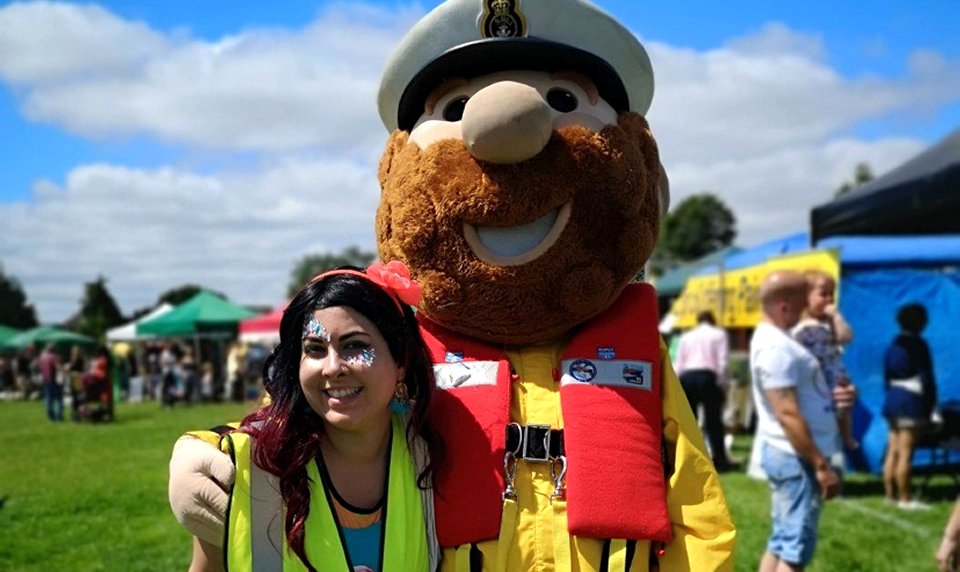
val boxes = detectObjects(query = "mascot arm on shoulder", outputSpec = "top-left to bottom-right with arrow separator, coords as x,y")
168,431 -> 235,547
169,0 -> 735,569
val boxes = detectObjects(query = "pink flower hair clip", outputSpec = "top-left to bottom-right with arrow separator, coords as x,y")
311,260 -> 422,313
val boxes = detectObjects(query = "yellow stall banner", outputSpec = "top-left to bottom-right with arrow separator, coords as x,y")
669,249 -> 839,329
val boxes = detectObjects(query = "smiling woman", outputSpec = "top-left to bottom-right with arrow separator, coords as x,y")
182,262 -> 442,572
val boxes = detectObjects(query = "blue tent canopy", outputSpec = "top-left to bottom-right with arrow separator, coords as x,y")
720,232 -> 811,271
820,235 -> 960,268
690,232 -> 812,278
702,231 -> 960,271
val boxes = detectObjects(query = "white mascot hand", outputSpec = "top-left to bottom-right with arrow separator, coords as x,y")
168,435 -> 235,547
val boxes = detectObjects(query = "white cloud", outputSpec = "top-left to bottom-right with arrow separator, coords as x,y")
0,2 -> 168,84
0,3 -> 957,321
0,1 -> 418,152
666,137 -> 926,245
646,35 -> 960,164
0,158 -> 381,320
726,22 -> 827,61
641,23 -> 959,245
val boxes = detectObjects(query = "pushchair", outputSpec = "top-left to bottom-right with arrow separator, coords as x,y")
76,372 -> 114,422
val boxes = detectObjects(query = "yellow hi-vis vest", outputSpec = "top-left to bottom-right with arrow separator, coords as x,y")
222,415 -> 438,571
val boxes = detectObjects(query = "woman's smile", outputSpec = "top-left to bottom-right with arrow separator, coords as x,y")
324,386 -> 363,401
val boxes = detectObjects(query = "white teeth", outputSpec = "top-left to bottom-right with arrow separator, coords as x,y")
326,387 -> 361,399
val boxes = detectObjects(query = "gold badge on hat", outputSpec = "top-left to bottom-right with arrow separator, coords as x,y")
479,0 -> 527,38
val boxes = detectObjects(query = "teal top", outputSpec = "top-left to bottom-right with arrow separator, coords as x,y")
342,522 -> 383,571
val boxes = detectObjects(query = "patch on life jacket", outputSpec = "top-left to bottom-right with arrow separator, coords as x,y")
568,359 -> 598,382
597,347 -> 616,360
433,360 -> 499,390
561,359 -> 654,391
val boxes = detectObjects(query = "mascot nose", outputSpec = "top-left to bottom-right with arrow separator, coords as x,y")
461,81 -> 553,164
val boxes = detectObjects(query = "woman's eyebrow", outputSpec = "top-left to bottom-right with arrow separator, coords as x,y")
339,331 -> 371,342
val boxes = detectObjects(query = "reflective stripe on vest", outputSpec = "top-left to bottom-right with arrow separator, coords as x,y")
222,415 -> 434,571
421,283 -> 671,546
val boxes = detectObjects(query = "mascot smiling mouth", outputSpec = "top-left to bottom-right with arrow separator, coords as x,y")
463,203 -> 572,265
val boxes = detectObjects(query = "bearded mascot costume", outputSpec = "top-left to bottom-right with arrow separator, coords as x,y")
169,0 -> 736,570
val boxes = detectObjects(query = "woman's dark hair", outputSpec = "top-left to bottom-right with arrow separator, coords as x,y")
897,303 -> 928,334
238,267 -> 440,572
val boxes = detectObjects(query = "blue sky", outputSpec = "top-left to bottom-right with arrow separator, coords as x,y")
0,0 -> 958,321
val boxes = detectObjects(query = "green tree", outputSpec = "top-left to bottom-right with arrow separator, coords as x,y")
156,285 -> 227,307
0,264 -> 39,328
70,275 -> 125,341
835,162 -> 874,198
287,246 -> 376,297
650,193 -> 737,276
125,285 -> 226,323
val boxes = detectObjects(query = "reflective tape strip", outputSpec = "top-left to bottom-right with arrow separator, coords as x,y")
434,361 -> 500,390
249,462 -> 283,571
890,376 -> 923,395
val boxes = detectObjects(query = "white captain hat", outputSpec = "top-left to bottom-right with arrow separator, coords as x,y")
378,0 -> 655,132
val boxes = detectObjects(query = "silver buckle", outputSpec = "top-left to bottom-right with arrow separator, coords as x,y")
521,424 -> 551,462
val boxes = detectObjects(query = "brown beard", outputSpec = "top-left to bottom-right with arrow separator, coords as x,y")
376,112 -> 661,345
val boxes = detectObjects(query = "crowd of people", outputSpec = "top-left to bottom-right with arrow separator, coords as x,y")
0,338 -> 272,422
1,343 -> 115,422
137,340 -> 271,407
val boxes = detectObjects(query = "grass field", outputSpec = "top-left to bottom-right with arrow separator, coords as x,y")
0,400 -> 954,571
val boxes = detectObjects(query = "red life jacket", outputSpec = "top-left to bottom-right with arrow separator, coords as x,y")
420,283 -> 672,548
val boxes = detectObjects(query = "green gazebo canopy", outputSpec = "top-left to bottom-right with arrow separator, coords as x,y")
137,291 -> 256,338
3,326 -> 96,350
0,324 -> 24,349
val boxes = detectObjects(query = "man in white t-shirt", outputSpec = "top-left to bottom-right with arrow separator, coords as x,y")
751,270 -> 851,572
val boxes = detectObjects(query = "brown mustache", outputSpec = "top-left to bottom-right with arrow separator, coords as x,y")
381,113 -> 659,228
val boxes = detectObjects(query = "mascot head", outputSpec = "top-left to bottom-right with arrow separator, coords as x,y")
376,0 -> 668,344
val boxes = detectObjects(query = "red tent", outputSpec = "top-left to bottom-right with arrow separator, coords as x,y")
239,303 -> 287,345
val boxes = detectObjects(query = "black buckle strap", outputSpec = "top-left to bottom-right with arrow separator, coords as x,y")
505,423 -> 564,462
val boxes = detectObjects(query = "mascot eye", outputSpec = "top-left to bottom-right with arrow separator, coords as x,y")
546,88 -> 578,113
442,96 -> 470,121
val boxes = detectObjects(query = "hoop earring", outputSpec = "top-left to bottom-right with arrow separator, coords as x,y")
390,381 -> 412,415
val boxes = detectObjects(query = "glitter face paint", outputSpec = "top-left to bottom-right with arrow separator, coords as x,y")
344,347 -> 377,368
302,314 -> 331,343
